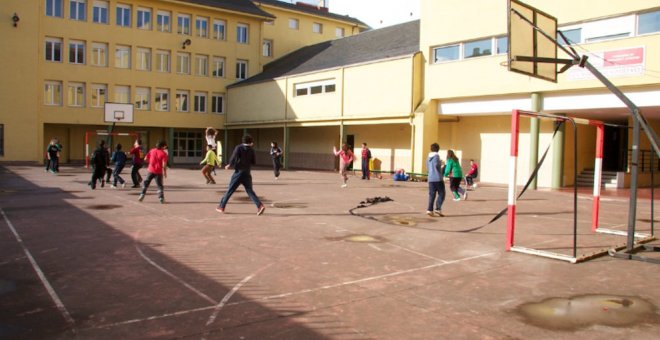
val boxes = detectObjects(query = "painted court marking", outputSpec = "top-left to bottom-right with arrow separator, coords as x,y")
1,208 -> 76,329
86,251 -> 495,330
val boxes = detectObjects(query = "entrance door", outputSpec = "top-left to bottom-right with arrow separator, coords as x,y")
172,131 -> 204,164
603,124 -> 628,171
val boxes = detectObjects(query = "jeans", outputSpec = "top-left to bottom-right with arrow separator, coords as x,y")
141,172 -> 164,199
272,157 -> 281,178
449,177 -> 465,198
131,163 -> 143,186
361,159 -> 370,179
428,181 -> 446,211
219,170 -> 262,209
112,164 -> 125,186
46,157 -> 59,172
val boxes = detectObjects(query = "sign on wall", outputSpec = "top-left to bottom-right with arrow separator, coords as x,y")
568,46 -> 645,81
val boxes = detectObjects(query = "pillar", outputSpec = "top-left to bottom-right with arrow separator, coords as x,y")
551,119 -> 565,189
529,93 -> 542,190
283,125 -> 290,169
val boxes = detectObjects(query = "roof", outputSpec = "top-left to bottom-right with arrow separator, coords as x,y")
230,20 -> 419,88
254,0 -> 367,27
179,0 -> 275,18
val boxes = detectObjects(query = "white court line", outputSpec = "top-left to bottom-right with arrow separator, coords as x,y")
385,242 -> 448,263
1,209 -> 76,328
134,233 -> 218,305
87,251 -> 495,330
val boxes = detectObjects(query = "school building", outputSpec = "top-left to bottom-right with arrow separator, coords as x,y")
2,0 -> 660,188
0,0 -> 366,164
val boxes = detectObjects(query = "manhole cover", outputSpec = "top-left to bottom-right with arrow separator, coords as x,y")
381,215 -> 433,227
516,294 -> 659,330
86,204 -> 123,210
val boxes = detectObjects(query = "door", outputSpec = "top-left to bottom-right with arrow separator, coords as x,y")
603,124 -> 628,171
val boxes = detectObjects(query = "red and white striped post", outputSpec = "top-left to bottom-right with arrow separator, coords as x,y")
85,132 -> 90,168
591,122 -> 604,231
506,110 -> 521,250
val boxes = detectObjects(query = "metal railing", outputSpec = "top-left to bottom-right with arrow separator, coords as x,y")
628,149 -> 660,173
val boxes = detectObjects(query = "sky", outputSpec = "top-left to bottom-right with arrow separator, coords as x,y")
283,0 -> 420,29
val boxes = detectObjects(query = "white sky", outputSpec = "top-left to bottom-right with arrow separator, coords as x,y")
283,0 -> 420,29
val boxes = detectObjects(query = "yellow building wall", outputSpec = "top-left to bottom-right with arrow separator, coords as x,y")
562,122 -> 597,186
346,124 -> 412,173
257,4 -> 366,68
286,70 -> 343,120
1,1 -> 41,161
227,80 -> 289,123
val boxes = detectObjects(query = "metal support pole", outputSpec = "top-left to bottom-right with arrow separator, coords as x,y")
283,125 -> 290,170
627,115 -> 641,252
551,120 -> 565,189
529,94 -> 541,190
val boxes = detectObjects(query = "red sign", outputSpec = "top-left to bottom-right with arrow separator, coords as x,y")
603,47 -> 644,67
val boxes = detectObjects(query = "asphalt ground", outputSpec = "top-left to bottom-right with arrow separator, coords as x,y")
0,164 -> 658,339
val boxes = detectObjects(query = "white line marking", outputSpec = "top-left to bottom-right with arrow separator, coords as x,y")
205,264 -> 273,326
134,243 -> 218,305
1,208 -> 76,328
385,242 -> 448,263
368,244 -> 382,251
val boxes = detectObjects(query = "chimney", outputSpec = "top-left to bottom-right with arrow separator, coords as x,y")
295,1 -> 329,13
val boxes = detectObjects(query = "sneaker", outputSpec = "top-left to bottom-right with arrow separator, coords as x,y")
210,180 -> 216,185
453,197 -> 461,202
473,184 -> 478,189
341,183 -> 348,188
159,197 -> 165,204
257,205 -> 266,216
121,183 -> 126,189
101,180 -> 105,188
110,185 -> 117,189
138,194 -> 145,202
216,206 -> 225,213
462,191 -> 468,200
434,210 -> 445,217
426,211 -> 434,217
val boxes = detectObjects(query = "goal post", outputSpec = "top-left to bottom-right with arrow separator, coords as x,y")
506,109 -> 605,263
85,131 -> 139,168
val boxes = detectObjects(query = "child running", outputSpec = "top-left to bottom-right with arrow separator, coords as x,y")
45,139 -> 59,173
426,143 -> 446,216
216,135 -> 265,215
129,139 -> 144,188
138,140 -> 168,204
270,141 -> 282,180
333,143 -> 354,188
444,149 -> 467,201
200,144 -> 218,184
89,140 -> 109,189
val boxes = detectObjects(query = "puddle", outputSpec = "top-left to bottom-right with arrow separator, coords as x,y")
271,202 -> 308,209
381,215 -> 434,227
86,204 -> 123,210
516,294 -> 660,330
325,234 -> 387,243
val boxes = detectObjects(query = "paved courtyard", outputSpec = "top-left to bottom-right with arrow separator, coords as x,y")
0,164 -> 658,339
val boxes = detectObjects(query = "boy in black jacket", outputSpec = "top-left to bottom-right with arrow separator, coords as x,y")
216,135 -> 265,215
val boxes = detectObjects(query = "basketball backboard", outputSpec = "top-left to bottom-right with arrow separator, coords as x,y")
104,103 -> 134,123
508,0 -> 558,82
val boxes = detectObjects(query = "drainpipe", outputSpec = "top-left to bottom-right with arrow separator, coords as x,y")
529,93 -> 541,190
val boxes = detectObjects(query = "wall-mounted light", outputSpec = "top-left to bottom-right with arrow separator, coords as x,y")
182,39 -> 191,49
12,13 -> 19,27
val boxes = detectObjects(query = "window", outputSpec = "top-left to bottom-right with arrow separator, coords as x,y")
312,22 -> 323,34
156,10 -> 171,32
91,42 -> 108,66
135,87 -> 150,110
69,40 -> 85,64
211,93 -> 224,114
496,36 -> 508,54
45,38 -> 62,62
116,4 -> 131,27
114,85 -> 130,103
178,14 -> 191,35
156,50 -> 170,72
68,82 -> 85,107
115,45 -> 130,69
177,53 -> 190,74
155,89 -> 169,111
213,19 -> 226,40
46,0 -> 63,18
294,79 -> 336,97
137,7 -> 151,30
91,84 -> 107,107
335,27 -> 345,38
559,28 -> 582,45
92,1 -> 108,24
194,92 -> 207,113
195,55 -> 208,76
70,0 -> 86,21
262,39 -> 273,57
433,45 -> 459,63
237,24 -> 248,44
463,38 -> 491,59
175,91 -> 189,112
236,60 -> 247,80
212,56 -> 225,77
196,17 -> 209,38
639,10 -> 660,35
44,81 -> 62,106
136,48 -> 151,71
289,18 -> 299,30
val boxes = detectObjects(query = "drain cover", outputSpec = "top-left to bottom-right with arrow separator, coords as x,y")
325,234 -> 387,243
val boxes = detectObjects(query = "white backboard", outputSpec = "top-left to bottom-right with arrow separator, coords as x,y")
104,103 -> 134,123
